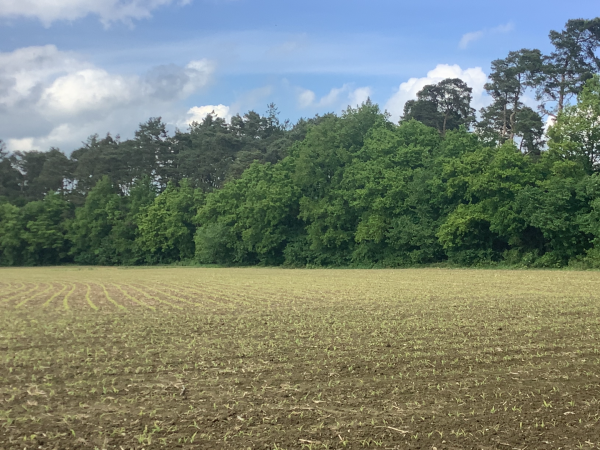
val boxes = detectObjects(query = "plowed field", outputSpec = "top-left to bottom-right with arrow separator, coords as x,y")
1,267 -> 599,449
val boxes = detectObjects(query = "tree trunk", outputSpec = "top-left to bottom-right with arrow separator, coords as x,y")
509,96 -> 518,141
510,82 -> 522,142
558,73 -> 566,113
502,101 -> 508,142
442,112 -> 448,136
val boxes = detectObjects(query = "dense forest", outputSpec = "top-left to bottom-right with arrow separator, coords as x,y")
1,18 -> 600,268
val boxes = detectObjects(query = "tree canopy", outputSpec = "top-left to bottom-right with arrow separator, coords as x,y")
2,18 -> 600,268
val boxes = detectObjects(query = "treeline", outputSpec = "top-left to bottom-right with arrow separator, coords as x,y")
1,18 -> 600,268
0,105 -> 312,205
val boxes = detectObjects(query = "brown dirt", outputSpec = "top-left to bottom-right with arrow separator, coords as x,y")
0,267 -> 599,449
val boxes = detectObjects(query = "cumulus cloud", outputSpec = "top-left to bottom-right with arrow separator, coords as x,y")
459,22 -> 515,49
186,104 -> 231,124
145,60 -> 215,101
0,45 -> 214,152
319,85 -> 347,107
384,64 -> 489,121
0,45 -> 89,108
39,69 -> 137,116
0,0 -> 191,26
348,87 -> 373,107
297,84 -> 372,109
7,124 -> 77,153
298,89 -> 316,108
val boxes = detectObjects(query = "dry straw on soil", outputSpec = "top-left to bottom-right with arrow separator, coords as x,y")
1,267 -> 599,449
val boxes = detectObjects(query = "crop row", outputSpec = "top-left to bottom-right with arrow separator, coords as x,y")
0,281 -> 292,311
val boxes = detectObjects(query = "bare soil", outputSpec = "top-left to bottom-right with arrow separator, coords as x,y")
0,267 -> 599,449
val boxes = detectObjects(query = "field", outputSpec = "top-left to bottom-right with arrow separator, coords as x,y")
1,268 -> 600,450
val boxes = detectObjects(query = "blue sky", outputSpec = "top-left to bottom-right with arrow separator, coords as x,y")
0,0 -> 598,153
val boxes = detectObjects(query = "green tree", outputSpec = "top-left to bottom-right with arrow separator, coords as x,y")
132,118 -> 170,189
68,176 -> 124,264
437,142 -> 540,264
477,49 -> 545,152
136,179 -> 203,264
402,78 -> 475,135
70,134 -> 125,201
292,102 -> 387,265
20,193 -> 72,265
575,172 -> 600,266
172,113 -> 239,191
547,75 -> 600,173
107,176 -> 157,265
227,106 -> 290,180
0,201 -> 24,266
538,18 -> 600,114
10,150 -> 47,202
511,160 -> 591,266
195,160 -> 301,265
513,107 -> 546,155
0,141 -> 21,202
343,120 -> 444,266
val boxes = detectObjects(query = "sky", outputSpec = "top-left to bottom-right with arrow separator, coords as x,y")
0,0 -> 598,153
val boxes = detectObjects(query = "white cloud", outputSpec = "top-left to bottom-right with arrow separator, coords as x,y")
459,31 -> 484,49
298,89 -> 316,108
0,0 -> 192,26
0,45 -> 89,107
319,85 -> 347,107
297,84 -> 373,109
384,64 -> 489,121
34,58 -> 213,118
144,60 -> 214,102
7,124 -> 75,152
6,137 -> 35,151
459,22 -> 515,49
0,45 -> 215,152
544,115 -> 557,133
186,104 -> 231,124
39,69 -> 137,115
182,60 -> 215,93
348,87 -> 372,107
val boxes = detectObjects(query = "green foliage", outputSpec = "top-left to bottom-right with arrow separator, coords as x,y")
547,76 -> 600,173
438,143 -> 537,264
539,18 -> 600,113
476,49 -> 545,154
0,202 -> 24,266
402,78 -> 475,134
0,193 -> 71,266
341,120 -> 444,266
3,17 -> 600,268
136,180 -> 203,264
68,176 -> 124,265
195,160 -> 301,265
20,194 -> 71,265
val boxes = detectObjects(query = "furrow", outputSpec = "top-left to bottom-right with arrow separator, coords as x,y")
100,284 -> 126,310
43,284 -> 67,307
112,284 -> 155,310
62,284 -> 77,311
15,283 -> 55,308
84,284 -> 98,310
1,284 -> 42,304
124,284 -> 182,310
